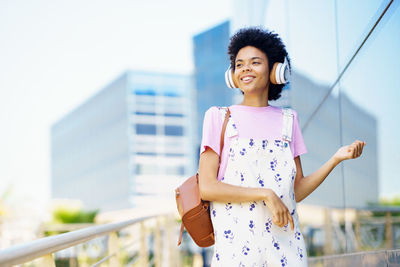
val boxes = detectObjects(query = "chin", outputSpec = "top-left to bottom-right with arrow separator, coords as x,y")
240,85 -> 260,94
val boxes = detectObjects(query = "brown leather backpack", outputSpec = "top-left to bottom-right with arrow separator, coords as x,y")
175,107 -> 230,247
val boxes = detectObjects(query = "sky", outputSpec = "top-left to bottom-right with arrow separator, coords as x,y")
0,0 -> 231,209
0,0 -> 399,214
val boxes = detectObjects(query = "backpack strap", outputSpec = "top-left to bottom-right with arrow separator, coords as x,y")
177,222 -> 185,246
282,108 -> 294,142
178,109 -> 230,246
219,108 -> 231,164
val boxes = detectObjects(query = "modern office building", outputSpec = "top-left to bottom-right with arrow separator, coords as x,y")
51,71 -> 194,211
193,21 -> 232,149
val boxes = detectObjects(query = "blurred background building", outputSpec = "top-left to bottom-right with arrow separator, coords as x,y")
51,71 -> 195,211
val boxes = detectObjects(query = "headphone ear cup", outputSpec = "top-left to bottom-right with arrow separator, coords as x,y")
270,61 -> 289,84
225,67 -> 237,88
270,62 -> 280,85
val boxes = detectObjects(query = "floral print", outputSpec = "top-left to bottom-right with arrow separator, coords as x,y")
210,108 -> 308,266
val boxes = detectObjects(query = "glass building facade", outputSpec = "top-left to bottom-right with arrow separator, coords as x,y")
260,0 -> 399,207
51,71 -> 194,211
193,21 -> 232,150
194,0 -> 400,258
261,0 -> 400,256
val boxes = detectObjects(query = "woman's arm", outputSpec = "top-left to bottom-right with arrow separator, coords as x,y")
199,147 -> 295,230
294,140 -> 366,202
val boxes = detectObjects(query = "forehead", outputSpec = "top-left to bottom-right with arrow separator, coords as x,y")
236,46 -> 267,60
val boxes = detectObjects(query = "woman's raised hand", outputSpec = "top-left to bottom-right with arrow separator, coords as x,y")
264,189 -> 294,231
333,140 -> 366,162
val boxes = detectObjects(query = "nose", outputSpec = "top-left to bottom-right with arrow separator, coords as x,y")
242,63 -> 251,72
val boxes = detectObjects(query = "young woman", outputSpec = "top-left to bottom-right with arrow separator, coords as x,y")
198,27 -> 365,266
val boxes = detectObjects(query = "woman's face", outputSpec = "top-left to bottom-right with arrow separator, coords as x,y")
233,46 -> 270,94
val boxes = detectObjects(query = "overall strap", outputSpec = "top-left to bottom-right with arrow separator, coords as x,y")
219,107 -> 230,163
282,108 -> 294,142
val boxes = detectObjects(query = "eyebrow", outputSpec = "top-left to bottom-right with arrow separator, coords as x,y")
235,57 -> 263,62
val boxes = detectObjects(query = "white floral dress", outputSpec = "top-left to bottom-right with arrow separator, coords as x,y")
210,107 -> 308,267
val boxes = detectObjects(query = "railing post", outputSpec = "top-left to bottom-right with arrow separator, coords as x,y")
385,211 -> 393,249
77,244 -> 89,267
323,208 -> 333,255
193,253 -> 203,267
39,254 -> 56,267
140,221 -> 148,266
354,209 -> 361,251
166,215 -> 180,267
154,217 -> 162,267
108,231 -> 119,267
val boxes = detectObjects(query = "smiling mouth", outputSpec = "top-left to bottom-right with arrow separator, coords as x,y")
241,76 -> 255,83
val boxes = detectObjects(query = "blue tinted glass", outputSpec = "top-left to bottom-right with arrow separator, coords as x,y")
164,113 -> 184,117
135,111 -> 156,116
136,152 -> 157,156
164,92 -> 179,97
165,153 -> 185,157
165,125 -> 183,136
136,124 -> 156,135
134,90 -> 156,95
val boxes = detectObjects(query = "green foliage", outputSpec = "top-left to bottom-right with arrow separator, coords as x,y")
367,195 -> 400,217
53,207 -> 98,224
380,196 -> 400,206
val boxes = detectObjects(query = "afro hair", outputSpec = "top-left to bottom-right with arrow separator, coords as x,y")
228,27 -> 291,101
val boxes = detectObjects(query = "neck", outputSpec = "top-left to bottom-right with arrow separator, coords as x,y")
240,89 -> 269,107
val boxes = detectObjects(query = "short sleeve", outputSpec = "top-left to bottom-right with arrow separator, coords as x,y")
200,106 -> 223,156
290,110 -> 308,158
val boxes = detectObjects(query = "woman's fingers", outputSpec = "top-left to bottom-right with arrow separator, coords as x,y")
266,191 -> 295,230
273,209 -> 291,228
272,215 -> 280,225
279,212 -> 285,227
278,212 -> 283,226
354,140 -> 366,158
349,140 -> 366,159
288,211 -> 294,231
354,143 -> 359,158
357,143 -> 362,157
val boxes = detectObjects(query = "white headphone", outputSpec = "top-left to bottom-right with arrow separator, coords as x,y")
225,57 -> 290,89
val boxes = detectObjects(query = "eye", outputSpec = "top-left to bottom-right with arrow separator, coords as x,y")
236,63 -> 242,68
253,61 -> 261,65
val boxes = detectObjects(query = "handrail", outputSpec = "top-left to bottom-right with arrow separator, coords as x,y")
308,248 -> 400,266
0,215 -> 155,266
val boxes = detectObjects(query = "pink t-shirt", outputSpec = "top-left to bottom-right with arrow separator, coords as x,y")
200,104 -> 308,181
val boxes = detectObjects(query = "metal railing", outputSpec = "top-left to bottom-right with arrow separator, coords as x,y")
308,248 -> 400,267
2,207 -> 399,266
0,213 -> 180,267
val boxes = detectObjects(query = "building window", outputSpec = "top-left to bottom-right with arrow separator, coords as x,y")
136,124 -> 156,135
165,125 -> 183,136
165,153 -> 185,157
165,165 -> 186,175
164,113 -> 184,117
136,152 -> 157,156
135,164 -> 159,175
135,111 -> 156,116
134,90 -> 156,96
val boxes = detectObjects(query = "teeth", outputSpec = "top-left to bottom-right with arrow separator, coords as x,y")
242,77 -> 253,82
